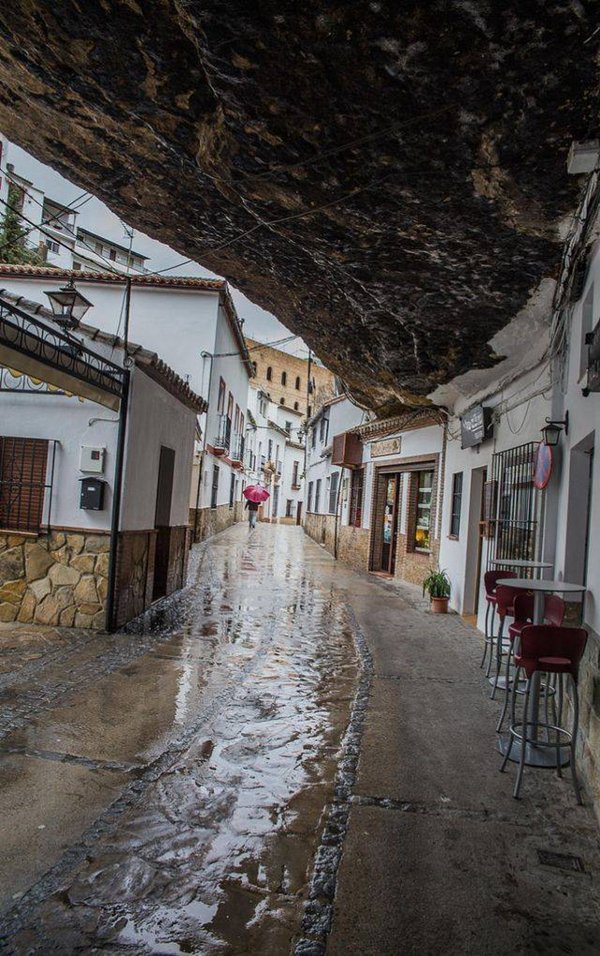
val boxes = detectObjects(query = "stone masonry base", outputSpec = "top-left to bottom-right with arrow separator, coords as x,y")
190,502 -> 242,543
0,529 -> 110,629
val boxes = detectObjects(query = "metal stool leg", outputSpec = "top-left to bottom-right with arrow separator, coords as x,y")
496,640 -> 513,733
556,674 -> 564,779
485,605 -> 496,678
569,674 -> 583,805
513,677 -> 532,799
500,665 -> 520,773
481,602 -> 491,669
490,617 -> 504,700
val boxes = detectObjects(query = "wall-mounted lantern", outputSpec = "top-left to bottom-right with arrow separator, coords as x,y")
541,411 -> 569,447
45,279 -> 93,329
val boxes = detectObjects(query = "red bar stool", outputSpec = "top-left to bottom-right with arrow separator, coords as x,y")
496,591 -> 534,733
482,570 -> 517,676
544,594 -> 566,627
490,584 -> 526,700
500,624 -> 588,802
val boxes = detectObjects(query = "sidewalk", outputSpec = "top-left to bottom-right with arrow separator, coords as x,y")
320,556 -> 600,954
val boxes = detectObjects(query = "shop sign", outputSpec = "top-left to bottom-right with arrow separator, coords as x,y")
460,405 -> 492,449
533,442 -> 553,489
371,437 -> 401,458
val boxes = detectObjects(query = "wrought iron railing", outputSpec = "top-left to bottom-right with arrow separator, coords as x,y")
214,414 -> 231,449
0,298 -> 125,401
231,433 -> 245,462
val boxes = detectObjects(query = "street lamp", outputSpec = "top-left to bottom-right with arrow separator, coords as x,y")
45,279 -> 93,329
541,412 -> 569,447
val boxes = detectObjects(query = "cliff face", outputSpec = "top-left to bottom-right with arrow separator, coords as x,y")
0,2 -> 597,412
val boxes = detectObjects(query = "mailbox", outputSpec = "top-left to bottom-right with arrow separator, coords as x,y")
79,477 -> 106,511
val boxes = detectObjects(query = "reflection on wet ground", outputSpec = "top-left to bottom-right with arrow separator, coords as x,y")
0,526 -> 358,954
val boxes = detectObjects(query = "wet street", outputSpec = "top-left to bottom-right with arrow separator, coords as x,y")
0,525 -> 358,954
1,523 -> 600,954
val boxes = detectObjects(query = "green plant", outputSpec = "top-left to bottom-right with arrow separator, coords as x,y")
0,184 -> 45,266
422,568 -> 451,599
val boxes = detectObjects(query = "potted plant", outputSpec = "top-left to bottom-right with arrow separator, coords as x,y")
422,568 -> 451,614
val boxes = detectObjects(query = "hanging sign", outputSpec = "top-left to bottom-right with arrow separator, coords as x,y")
533,442 -> 553,489
460,405 -> 493,449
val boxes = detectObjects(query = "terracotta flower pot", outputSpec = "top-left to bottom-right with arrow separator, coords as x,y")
431,596 -> 449,614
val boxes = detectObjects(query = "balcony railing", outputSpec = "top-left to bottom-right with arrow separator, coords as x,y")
214,414 -> 231,452
231,433 -> 245,464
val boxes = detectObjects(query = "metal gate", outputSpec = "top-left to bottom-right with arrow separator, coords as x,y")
486,441 -> 545,569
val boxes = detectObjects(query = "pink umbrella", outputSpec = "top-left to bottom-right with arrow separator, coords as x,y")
243,484 -> 270,503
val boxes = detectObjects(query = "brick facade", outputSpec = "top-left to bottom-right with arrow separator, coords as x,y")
190,502 -> 243,542
303,512 -> 370,572
369,453 -> 441,588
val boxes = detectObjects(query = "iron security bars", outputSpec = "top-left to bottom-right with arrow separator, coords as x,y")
487,441 -> 544,570
0,436 -> 58,534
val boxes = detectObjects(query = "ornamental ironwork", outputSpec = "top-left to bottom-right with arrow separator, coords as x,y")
0,298 -> 125,400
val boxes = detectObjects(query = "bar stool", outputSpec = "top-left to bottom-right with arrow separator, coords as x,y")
482,570 -> 517,676
500,624 -> 588,802
544,594 -> 566,627
490,584 -> 526,700
496,591 -> 534,733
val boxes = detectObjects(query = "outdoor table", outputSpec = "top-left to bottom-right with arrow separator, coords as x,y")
490,559 -> 553,579
495,578 -> 586,767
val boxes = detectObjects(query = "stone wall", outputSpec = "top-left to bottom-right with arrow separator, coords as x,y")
303,513 -> 369,572
0,530 -> 110,628
190,503 -> 240,543
113,530 -> 156,630
572,628 -> 600,820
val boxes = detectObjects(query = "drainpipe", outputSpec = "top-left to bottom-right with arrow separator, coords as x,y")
105,367 -> 130,633
194,350 -> 214,542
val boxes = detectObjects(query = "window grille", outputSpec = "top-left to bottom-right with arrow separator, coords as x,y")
0,437 -> 58,533
449,472 -> 463,538
487,441 -> 544,568
328,471 -> 339,514
315,479 -> 322,512
349,469 -> 364,528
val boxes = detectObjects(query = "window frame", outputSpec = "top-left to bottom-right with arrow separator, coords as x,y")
413,469 -> 434,553
349,468 -> 364,528
314,478 -> 322,513
449,471 -> 463,539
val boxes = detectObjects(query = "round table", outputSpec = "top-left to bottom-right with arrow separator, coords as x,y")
495,578 -> 586,768
490,559 -> 553,579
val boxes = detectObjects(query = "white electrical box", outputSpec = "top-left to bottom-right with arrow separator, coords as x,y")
80,445 -> 106,474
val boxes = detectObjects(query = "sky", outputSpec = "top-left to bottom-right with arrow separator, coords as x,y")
3,137 -> 310,357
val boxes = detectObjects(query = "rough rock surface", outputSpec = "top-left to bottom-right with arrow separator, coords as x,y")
0,2 -> 597,411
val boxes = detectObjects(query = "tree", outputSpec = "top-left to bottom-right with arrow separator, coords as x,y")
0,185 -> 45,265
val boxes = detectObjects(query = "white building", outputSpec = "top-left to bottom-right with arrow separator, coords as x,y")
0,287 -> 205,630
0,265 -> 254,542
246,386 -> 305,524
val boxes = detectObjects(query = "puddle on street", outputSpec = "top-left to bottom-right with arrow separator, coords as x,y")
3,526 -> 358,954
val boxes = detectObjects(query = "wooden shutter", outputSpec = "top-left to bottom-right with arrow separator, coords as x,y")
0,437 -> 49,532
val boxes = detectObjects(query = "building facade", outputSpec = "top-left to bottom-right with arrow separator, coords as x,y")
0,289 -> 204,630
246,337 -> 335,417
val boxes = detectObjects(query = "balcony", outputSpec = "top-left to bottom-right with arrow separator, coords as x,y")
231,433 -> 245,468
213,414 -> 231,455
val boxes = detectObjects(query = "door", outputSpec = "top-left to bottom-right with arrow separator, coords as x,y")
381,474 -> 400,574
153,446 -> 175,601
211,464 -> 219,509
296,502 -> 302,525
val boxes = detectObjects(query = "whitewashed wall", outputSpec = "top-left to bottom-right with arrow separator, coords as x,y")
121,367 -> 196,530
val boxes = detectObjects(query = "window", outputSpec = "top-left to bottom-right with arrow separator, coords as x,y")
319,414 -> 329,444
307,481 -> 314,511
72,261 -> 82,270
285,421 -> 291,434
281,371 -> 287,386
295,376 -> 301,390
280,397 -> 285,405
229,472 -> 236,508
266,366 -> 272,381
46,239 -> 59,253
217,378 -> 226,414
109,248 -> 116,261
311,427 -> 316,449
227,393 -> 234,419
292,460 -> 299,487
414,470 -> 434,552
314,479 -> 322,513
328,471 -> 339,514
0,437 -> 49,532
286,499 -> 293,517
349,469 -> 364,528
294,401 -> 299,410
580,283 -> 594,380
449,472 -> 463,538
268,439 -> 273,459
210,465 -> 219,509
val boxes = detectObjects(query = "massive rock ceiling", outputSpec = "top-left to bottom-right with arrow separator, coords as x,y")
0,2 -> 597,413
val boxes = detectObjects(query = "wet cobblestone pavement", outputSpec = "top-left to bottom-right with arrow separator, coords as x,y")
0,525 -> 359,954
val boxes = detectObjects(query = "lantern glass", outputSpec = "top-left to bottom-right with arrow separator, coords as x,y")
541,423 -> 561,447
45,283 -> 93,324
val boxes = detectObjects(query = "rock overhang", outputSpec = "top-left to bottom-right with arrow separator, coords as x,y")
0,1 -> 597,414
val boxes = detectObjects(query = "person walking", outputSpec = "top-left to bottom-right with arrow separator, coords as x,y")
245,498 -> 260,529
